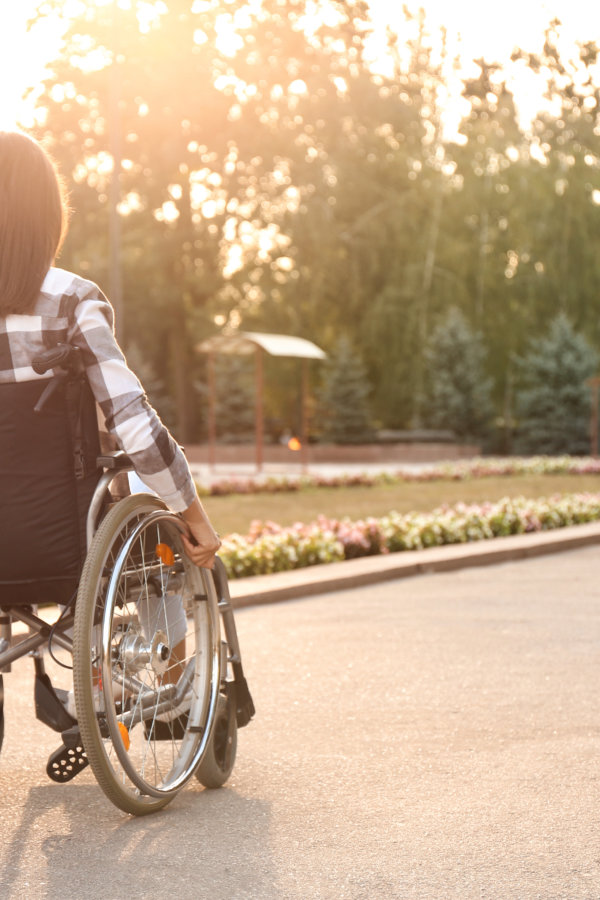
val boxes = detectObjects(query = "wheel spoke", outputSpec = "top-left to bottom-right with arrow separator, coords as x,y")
73,495 -> 220,815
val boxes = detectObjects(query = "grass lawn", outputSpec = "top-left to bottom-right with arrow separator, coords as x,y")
206,473 -> 600,537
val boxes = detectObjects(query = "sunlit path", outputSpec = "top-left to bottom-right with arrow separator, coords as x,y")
1,545 -> 599,898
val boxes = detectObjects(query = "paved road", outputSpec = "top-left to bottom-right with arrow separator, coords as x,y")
1,547 -> 600,899
188,459 -> 431,485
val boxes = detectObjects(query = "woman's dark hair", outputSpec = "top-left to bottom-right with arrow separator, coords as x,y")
0,131 -> 69,316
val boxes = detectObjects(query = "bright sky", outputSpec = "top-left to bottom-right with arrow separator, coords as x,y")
372,0 -> 600,62
1,0 -> 599,130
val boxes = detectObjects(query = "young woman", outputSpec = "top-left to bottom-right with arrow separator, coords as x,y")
0,129 -> 220,571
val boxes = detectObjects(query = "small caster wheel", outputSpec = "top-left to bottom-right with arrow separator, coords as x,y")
195,691 -> 237,788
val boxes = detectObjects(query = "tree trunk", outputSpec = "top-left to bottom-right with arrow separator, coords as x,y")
412,184 -> 443,427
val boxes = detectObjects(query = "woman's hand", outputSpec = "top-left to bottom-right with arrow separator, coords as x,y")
181,498 -> 221,569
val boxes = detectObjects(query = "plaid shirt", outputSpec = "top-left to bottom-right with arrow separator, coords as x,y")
0,267 -> 197,513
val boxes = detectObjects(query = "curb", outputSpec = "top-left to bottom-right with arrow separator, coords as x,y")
227,520 -> 600,608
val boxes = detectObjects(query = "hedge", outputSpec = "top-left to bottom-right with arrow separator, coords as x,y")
219,493 -> 600,578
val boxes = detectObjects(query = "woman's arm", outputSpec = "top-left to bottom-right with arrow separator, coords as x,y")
69,284 -> 221,567
69,289 -> 197,511
180,497 -> 221,569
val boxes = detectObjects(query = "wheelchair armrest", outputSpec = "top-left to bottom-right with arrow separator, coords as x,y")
97,451 -> 133,470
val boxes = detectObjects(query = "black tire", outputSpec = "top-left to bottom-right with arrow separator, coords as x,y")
73,494 -> 220,816
195,691 -> 237,789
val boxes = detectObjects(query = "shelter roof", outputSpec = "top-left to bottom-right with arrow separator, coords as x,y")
197,331 -> 326,360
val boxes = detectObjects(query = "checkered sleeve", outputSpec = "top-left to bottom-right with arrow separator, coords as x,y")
68,287 -> 198,513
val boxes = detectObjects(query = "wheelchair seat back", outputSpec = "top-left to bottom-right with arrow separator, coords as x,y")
0,376 -> 101,605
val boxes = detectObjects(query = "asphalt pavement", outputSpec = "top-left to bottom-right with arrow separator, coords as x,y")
1,545 -> 600,899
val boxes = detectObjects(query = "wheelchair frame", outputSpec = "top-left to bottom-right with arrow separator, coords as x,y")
0,353 -> 254,816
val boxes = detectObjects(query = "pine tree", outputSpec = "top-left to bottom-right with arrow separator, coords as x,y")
514,314 -> 597,455
423,307 -> 494,439
214,356 -> 255,443
317,337 -> 373,444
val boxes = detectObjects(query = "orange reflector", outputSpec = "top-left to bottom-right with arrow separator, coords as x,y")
156,543 -> 175,566
118,722 -> 130,751
288,437 -> 301,451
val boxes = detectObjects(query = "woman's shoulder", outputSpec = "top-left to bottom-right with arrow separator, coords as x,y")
41,267 -> 107,304
36,267 -> 112,322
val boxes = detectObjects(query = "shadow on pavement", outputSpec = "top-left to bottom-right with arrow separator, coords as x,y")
0,782 -> 273,899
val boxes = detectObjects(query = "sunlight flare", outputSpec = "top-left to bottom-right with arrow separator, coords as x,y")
2,1 -> 600,130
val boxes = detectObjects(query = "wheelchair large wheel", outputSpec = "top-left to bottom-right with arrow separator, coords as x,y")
73,494 -> 221,816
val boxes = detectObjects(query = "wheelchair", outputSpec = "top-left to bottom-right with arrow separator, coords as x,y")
0,344 -> 254,816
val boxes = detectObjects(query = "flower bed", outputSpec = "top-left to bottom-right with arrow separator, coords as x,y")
197,455 -> 600,497
404,455 -> 600,482
218,492 -> 600,579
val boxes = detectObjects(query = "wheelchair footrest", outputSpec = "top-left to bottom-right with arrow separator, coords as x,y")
35,674 -> 76,734
46,729 -> 89,783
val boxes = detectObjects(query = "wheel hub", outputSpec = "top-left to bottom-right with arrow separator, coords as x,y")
119,626 -> 171,676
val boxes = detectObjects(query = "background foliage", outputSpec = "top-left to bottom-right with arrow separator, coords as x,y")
316,335 -> 373,443
29,1 -> 600,448
514,314 -> 597,454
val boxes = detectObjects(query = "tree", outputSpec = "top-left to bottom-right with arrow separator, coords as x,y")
213,355 -> 255,443
317,336 -> 372,443
33,0 -> 239,440
422,307 -> 494,440
510,26 -> 600,346
31,2 -> 600,444
441,59 -> 531,426
32,0 -> 383,439
241,8 -> 450,431
514,313 -> 597,454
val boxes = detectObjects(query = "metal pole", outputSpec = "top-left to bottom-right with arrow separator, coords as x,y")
300,357 -> 309,473
207,351 -> 216,471
255,348 -> 264,473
